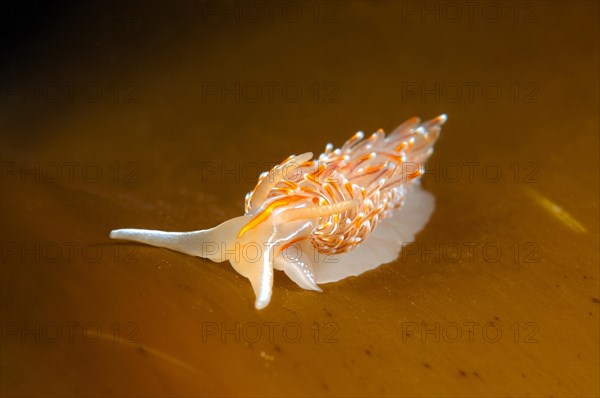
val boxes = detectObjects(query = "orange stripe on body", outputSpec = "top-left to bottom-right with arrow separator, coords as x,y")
238,195 -> 306,238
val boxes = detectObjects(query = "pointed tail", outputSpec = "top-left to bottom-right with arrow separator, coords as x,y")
109,215 -> 251,263
110,228 -> 214,258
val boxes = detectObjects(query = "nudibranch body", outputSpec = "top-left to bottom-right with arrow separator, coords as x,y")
110,115 -> 447,309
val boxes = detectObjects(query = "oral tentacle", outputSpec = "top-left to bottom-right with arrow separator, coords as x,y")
275,252 -> 322,292
250,236 -> 277,309
248,152 -> 313,210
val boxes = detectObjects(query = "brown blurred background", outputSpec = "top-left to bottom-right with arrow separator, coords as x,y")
1,1 -> 598,397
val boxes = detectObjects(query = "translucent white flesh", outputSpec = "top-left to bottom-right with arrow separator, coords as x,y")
109,184 -> 434,309
310,184 -> 435,283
